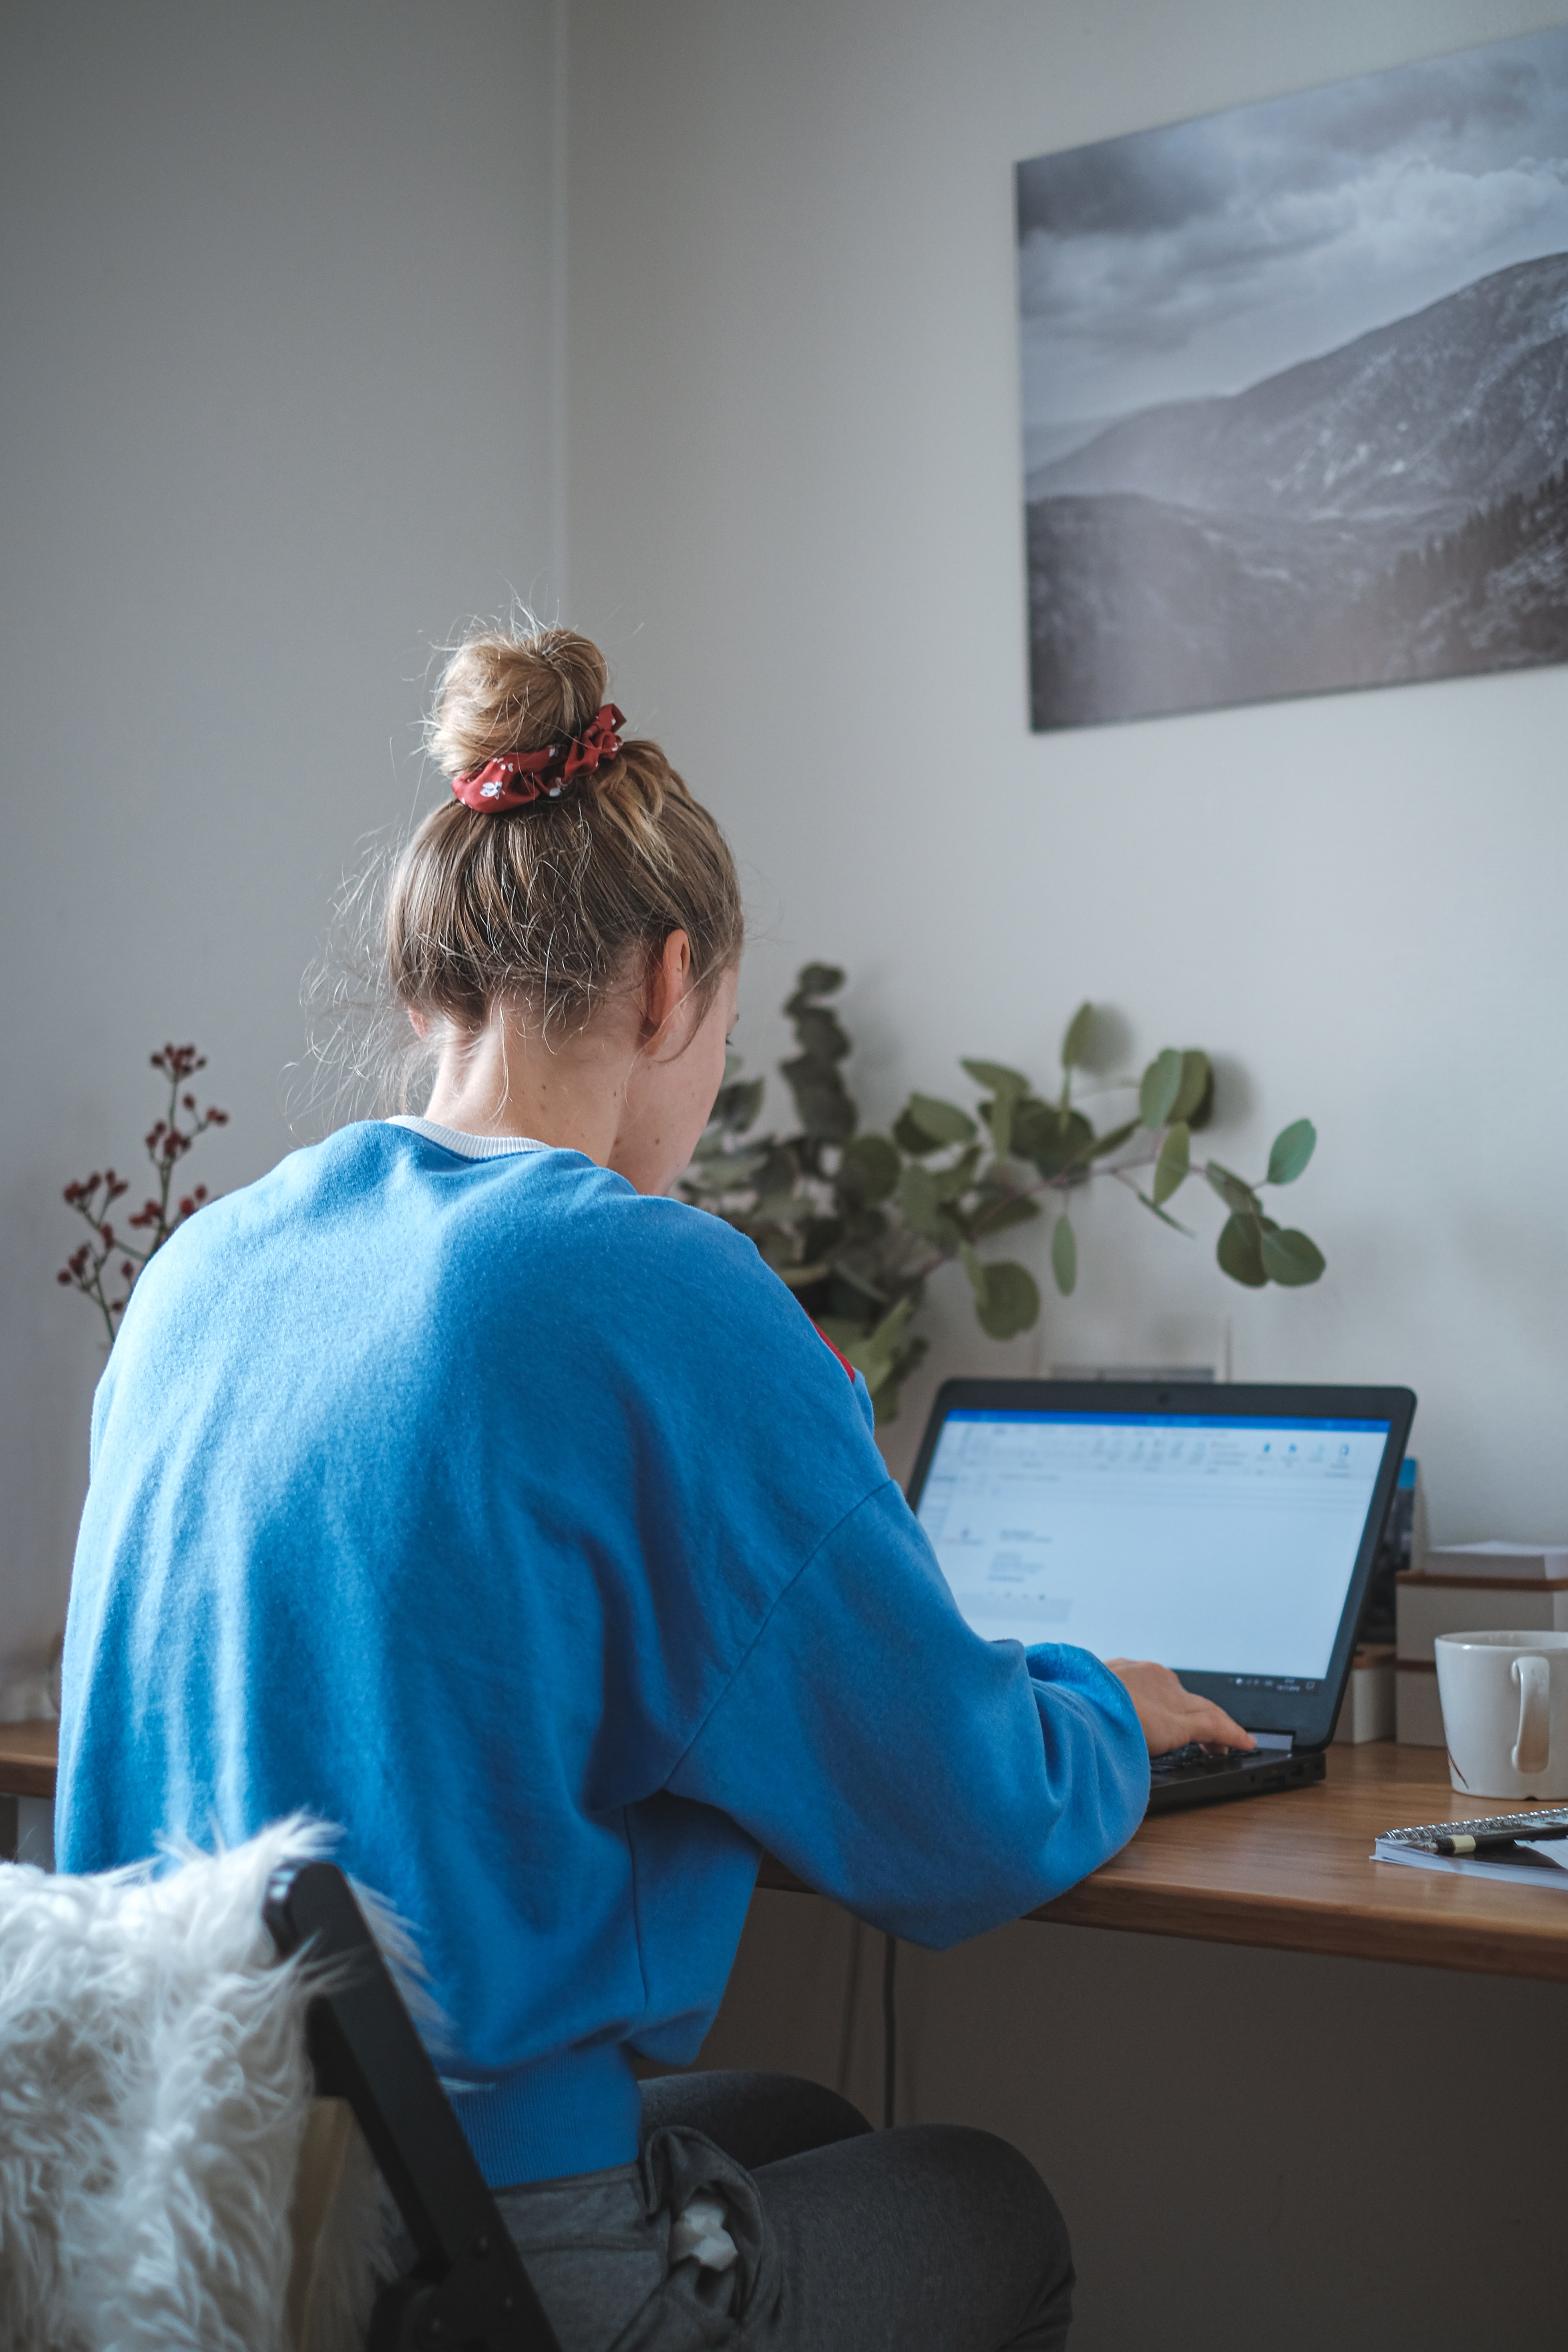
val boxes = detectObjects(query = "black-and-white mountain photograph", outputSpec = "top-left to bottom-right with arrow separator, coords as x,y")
1018,29 -> 1568,730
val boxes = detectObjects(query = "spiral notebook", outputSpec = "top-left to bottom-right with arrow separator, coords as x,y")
1373,1807 -> 1568,1888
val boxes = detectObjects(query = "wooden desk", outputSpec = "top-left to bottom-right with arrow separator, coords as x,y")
13,1723 -> 1565,1982
1038,1743 -> 1568,1982
764,1743 -> 1568,1986
0,1721 -> 58,1801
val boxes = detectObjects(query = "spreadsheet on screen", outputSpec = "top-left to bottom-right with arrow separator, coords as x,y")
915,1412 -> 1389,1681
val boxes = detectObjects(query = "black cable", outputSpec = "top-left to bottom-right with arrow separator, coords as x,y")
881,1932 -> 898,2129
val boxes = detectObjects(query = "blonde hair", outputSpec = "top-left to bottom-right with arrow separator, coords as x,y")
387,625 -> 743,1041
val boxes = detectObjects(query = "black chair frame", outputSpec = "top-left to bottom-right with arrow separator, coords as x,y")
265,1861 -> 563,2352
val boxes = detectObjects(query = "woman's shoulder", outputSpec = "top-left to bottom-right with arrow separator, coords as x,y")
551,1161 -> 792,1315
343,1118 -> 772,1292
174,1121 -> 828,1363
459,1150 -> 842,1372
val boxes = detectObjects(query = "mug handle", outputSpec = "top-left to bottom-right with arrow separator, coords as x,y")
1511,1654 -> 1552,1777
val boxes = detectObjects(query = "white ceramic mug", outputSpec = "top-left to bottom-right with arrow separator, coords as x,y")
1434,1630 -> 1568,1801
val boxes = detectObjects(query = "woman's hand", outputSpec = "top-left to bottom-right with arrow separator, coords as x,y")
1106,1658 -> 1256,1757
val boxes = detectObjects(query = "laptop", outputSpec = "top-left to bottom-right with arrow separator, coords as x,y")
906,1379 -> 1417,1813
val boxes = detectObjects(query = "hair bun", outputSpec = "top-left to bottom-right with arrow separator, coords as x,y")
430,625 -> 611,780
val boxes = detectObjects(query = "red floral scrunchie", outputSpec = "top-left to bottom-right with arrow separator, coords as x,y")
450,703 -> 626,811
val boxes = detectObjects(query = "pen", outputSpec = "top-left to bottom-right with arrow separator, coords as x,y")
1433,1825 -> 1568,1856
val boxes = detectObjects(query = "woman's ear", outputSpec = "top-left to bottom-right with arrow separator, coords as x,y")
643,930 -> 696,1046
407,1007 -> 432,1039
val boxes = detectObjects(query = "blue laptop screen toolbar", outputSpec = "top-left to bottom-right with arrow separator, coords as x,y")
916,1411 -> 1390,1679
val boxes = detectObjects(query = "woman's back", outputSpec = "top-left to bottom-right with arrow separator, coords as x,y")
59,1111 -> 929,2181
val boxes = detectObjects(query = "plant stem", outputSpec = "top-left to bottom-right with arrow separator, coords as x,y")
900,1137 -> 1220,1293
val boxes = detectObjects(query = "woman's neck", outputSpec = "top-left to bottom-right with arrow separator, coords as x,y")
411,949 -> 735,1198
421,1009 -> 631,1163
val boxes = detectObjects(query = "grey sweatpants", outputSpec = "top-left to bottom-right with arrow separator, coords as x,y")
488,2069 -> 1075,2352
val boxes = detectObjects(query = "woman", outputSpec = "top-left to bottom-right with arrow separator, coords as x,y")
58,625 -> 1248,2350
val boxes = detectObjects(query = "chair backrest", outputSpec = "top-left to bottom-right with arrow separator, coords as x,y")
265,1862 -> 562,2352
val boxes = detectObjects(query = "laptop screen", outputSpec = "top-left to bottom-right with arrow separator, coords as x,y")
915,1409 -> 1392,1688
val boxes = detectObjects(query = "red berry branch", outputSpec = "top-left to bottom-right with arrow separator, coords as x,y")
58,1044 -> 229,1345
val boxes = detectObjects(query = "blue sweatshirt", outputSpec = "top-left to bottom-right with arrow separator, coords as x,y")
57,1119 -> 1149,2188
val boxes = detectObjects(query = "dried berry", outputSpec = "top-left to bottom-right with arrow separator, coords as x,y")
59,1045 -> 227,1344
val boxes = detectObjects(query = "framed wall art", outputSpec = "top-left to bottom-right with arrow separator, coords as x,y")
1018,28 -> 1568,730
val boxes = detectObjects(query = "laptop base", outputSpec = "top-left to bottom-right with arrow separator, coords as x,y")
1146,1744 -> 1327,1815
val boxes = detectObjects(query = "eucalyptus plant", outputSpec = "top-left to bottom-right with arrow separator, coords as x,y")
679,965 -> 1324,1420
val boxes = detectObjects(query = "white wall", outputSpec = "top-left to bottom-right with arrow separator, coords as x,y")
0,0 -> 563,1695
15,0 -> 1565,1650
565,0 -> 1568,1508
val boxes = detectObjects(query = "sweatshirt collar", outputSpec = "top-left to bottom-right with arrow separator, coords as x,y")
386,1115 -> 548,1161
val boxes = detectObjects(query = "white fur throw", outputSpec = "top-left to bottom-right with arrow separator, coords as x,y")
0,1819 -> 392,2352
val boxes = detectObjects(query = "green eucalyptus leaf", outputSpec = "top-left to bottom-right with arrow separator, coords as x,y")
897,1160 -> 940,1226
933,1143 -> 982,1202
1260,1227 -> 1326,1286
1051,1214 -> 1077,1296
1061,1002 -> 1095,1069
837,1134 -> 901,1204
802,1216 -> 846,1262
1135,1190 -> 1193,1234
869,1328 -> 929,1427
1152,1121 -> 1190,1206
854,1293 -> 920,1392
893,1106 -> 941,1155
969,1063 -> 1027,1154
688,1136 -> 767,1178
789,962 -> 846,1003
897,1162 -> 957,1244
781,1056 -> 856,1142
828,1256 -> 893,1311
1216,1212 -> 1268,1288
971,1191 -> 1040,1236
1169,1050 -> 1211,1127
709,1074 -> 766,1134
1009,1098 -> 1061,1162
754,1188 -> 814,1227
905,1093 -> 978,1147
1056,1117 -> 1102,1174
1139,1048 -> 1184,1130
789,1006 -> 851,1065
961,1058 -> 1029,1098
819,1311 -> 876,1348
1205,1160 -> 1260,1218
753,1146 -> 800,1198
975,1259 -> 1042,1338
1089,1119 -> 1140,1159
1266,1118 -> 1317,1188
1029,1108 -> 1095,1180
989,1150 -> 1045,1191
